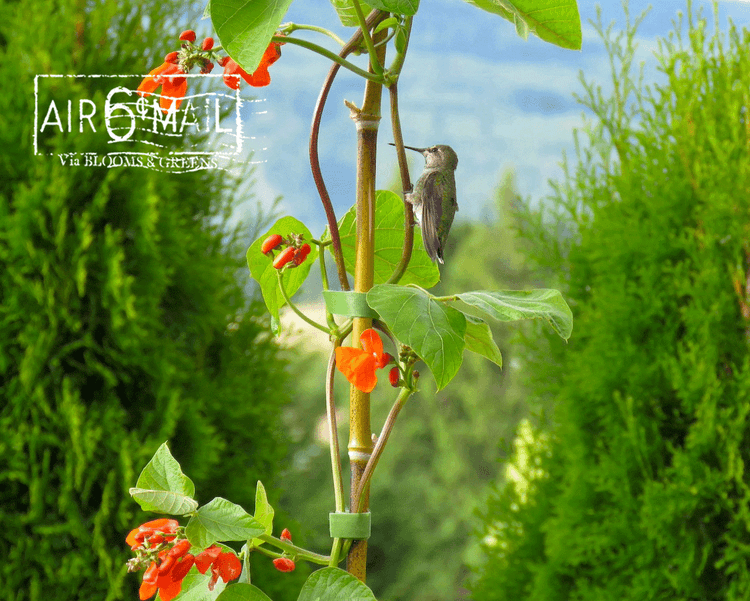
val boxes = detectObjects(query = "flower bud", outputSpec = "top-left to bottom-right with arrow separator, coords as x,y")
280,528 -> 292,542
299,243 -> 311,258
179,30 -> 196,42
168,539 -> 191,559
202,37 -> 214,51
164,51 -> 179,64
273,557 -> 296,572
261,234 -> 283,254
218,56 -> 230,67
273,247 -> 296,269
389,367 -> 400,387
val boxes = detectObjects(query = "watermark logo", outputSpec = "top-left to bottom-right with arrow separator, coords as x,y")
34,74 -> 259,173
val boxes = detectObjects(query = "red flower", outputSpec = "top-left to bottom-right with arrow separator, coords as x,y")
335,329 -> 390,393
194,546 -> 242,591
273,557 -> 296,572
222,40 -> 283,90
280,528 -> 292,542
126,519 -> 179,549
137,62 -> 188,113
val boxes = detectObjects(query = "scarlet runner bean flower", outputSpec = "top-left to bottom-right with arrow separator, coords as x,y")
273,557 -> 296,572
222,38 -> 284,90
280,528 -> 292,542
126,518 -> 179,549
137,60 -> 188,113
336,329 -> 390,393
194,546 -> 242,591
261,234 -> 283,254
273,247 -> 297,269
389,366 -> 400,387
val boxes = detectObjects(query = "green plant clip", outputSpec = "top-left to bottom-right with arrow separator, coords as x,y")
323,291 -> 379,319
329,511 -> 371,539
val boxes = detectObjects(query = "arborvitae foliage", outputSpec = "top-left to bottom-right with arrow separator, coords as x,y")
0,1 -> 293,600
473,4 -> 750,600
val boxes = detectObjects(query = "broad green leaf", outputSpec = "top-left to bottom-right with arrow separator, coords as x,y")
128,488 -> 199,516
457,289 -> 573,340
186,497 -> 265,549
365,0 -> 419,15
330,0 -> 375,27
367,284 -> 466,390
250,481 -> 273,548
298,567 -> 377,601
210,0 -> 293,73
173,570 -> 227,601
464,315 -> 503,367
247,217 -> 318,332
216,583 -> 273,601
462,0 -> 581,50
130,443 -> 196,514
324,190 -> 440,288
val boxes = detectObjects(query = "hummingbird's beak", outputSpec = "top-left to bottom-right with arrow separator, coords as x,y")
388,142 -> 428,154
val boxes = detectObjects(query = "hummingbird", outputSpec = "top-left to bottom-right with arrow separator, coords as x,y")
391,143 -> 459,264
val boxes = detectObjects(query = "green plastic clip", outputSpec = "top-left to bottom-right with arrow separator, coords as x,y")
323,291 -> 379,319
329,511 -> 371,540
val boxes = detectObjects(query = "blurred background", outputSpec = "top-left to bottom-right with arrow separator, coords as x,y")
4,0 -> 750,600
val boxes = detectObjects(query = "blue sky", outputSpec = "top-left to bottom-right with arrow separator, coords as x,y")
229,1 -> 750,236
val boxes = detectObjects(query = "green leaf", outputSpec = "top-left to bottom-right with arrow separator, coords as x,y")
367,284 -> 466,390
462,0 -> 581,50
298,567 -> 377,601
325,190 -> 440,288
186,497 -> 266,549
174,570 -> 227,601
330,0 -> 374,27
128,488 -> 199,516
202,0 -> 211,19
129,442 -> 197,514
365,0 -> 419,15
216,583 -> 273,601
210,0 -> 293,73
247,217 -> 318,331
456,289 -> 573,340
250,481 -> 274,548
373,16 -> 399,34
464,315 -> 503,367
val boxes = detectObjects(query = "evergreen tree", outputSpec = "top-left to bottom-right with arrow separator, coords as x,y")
0,1 -> 294,599
474,4 -> 750,600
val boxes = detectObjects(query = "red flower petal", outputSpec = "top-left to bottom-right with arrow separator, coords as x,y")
137,63 -> 172,97
170,554 -> 195,582
157,576 -> 182,601
216,552 -> 242,582
194,546 -> 222,574
139,579 -> 158,600
360,329 -> 385,364
336,347 -> 378,393
159,71 -> 187,112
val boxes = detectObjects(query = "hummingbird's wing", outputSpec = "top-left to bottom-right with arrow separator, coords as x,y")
421,170 -> 444,263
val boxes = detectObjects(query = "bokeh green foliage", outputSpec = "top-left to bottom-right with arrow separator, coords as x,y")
0,1 -> 297,599
473,4 -> 750,600
278,171 -> 535,601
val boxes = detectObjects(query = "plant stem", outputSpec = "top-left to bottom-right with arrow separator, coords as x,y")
346,26 -> 387,584
327,343 -> 345,514
256,534 -> 331,565
385,82 -> 415,285
308,10 -> 389,292
276,270 -> 330,334
280,22 -> 346,46
351,0 -> 384,77
272,35 -> 384,83
354,387 -> 413,513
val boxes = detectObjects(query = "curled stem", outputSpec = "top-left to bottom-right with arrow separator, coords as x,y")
385,81 -> 415,285
309,10 -> 389,293
276,270 -> 330,334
